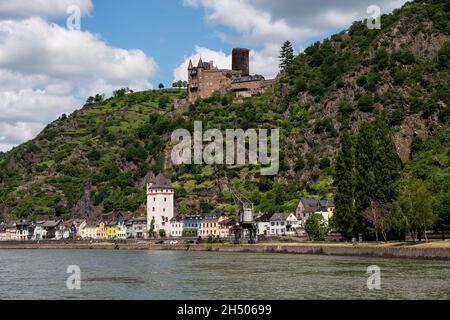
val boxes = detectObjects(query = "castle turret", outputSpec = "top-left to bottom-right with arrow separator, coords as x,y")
188,59 -> 193,70
232,48 -> 250,76
197,58 -> 204,69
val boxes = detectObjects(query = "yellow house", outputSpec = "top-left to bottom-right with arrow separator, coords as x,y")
96,221 -> 108,239
107,222 -> 117,239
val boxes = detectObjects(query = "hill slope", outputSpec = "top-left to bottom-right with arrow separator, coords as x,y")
0,0 -> 448,222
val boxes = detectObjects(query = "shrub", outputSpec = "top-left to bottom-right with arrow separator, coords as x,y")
357,94 -> 374,112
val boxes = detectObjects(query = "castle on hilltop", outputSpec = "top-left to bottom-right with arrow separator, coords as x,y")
187,48 -> 275,103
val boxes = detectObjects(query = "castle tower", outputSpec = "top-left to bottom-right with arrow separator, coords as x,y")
147,174 -> 174,237
232,48 -> 250,76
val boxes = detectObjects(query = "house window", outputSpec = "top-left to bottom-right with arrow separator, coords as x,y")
164,198 -> 167,202
152,207 -> 155,212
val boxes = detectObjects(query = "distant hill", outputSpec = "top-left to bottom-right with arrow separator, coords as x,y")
0,0 -> 448,222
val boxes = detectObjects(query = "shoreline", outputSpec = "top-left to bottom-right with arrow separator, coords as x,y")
1,241 -> 450,260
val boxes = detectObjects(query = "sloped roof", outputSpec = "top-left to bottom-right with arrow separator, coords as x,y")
42,221 -> 62,228
319,200 -> 335,208
270,213 -> 291,222
149,174 -> 173,189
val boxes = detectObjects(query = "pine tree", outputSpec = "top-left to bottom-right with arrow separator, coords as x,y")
333,130 -> 358,239
279,41 -> 295,72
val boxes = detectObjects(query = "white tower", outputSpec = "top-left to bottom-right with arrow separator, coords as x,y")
147,174 -> 174,237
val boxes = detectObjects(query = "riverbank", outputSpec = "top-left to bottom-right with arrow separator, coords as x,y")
1,240 -> 450,260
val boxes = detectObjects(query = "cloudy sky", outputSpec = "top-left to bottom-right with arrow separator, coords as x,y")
0,0 -> 408,152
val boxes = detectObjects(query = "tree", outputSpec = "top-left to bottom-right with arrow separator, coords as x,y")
158,95 -> 170,108
85,96 -> 95,105
333,130 -> 358,239
279,40 -> 295,72
113,87 -> 132,98
354,118 -> 401,235
434,193 -> 450,240
392,180 -> 436,242
148,217 -> 155,238
159,229 -> 166,238
362,201 -> 390,242
158,83 -> 165,89
304,214 -> 329,242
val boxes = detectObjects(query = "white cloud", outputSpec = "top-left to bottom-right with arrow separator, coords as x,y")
178,0 -> 409,86
0,121 -> 45,151
0,14 -> 158,152
0,89 -> 77,123
173,46 -> 231,81
0,0 -> 93,19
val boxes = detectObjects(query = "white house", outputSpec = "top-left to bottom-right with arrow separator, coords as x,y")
170,216 -> 184,238
129,218 -> 147,239
116,224 -> 127,240
81,224 -> 98,240
15,221 -> 33,241
255,213 -> 271,237
32,222 -> 46,240
270,213 -> 300,236
147,174 -> 174,236
295,197 -> 335,226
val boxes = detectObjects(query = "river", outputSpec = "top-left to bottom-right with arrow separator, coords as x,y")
0,249 -> 449,300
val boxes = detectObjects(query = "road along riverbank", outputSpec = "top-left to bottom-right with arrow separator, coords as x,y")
1,241 -> 450,260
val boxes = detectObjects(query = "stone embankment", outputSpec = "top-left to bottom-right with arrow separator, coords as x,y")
1,240 -> 450,260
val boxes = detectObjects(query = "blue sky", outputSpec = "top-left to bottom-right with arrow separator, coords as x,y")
68,0 -> 220,86
0,0 -> 408,152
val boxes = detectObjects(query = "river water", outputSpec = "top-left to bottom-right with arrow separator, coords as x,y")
0,249 -> 449,300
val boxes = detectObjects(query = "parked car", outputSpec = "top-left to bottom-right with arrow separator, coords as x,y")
183,240 -> 195,244
155,240 -> 164,244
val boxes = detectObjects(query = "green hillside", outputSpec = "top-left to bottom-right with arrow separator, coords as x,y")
0,0 -> 448,233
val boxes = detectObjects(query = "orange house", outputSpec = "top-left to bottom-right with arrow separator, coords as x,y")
96,221 -> 108,239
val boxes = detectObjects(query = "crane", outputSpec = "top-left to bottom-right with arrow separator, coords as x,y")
230,185 -> 257,244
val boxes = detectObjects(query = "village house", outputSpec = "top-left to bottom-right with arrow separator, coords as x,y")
295,197 -> 335,226
255,213 -> 271,237
71,219 -> 87,240
4,223 -> 17,240
42,221 -> 63,240
199,213 -> 222,238
182,214 -> 203,237
81,223 -> 98,240
218,215 -> 231,239
147,174 -> 174,237
32,221 -> 45,240
107,221 -> 117,239
129,218 -> 147,239
170,216 -> 184,238
115,212 -> 131,240
96,221 -> 108,240
270,213 -> 300,236
15,221 -> 33,241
